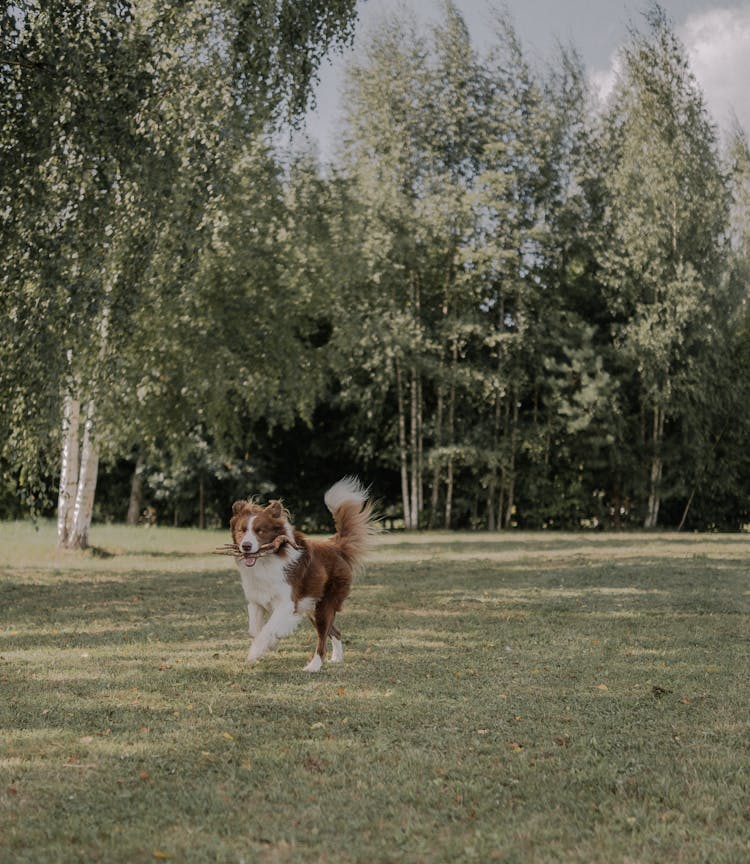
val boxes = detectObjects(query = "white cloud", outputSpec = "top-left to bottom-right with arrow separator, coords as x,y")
591,4 -> 750,137
589,59 -> 619,107
680,5 -> 750,136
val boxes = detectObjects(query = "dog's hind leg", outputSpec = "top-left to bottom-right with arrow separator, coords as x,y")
329,620 -> 344,663
304,602 -> 337,673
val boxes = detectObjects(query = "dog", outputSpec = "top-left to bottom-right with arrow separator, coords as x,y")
228,477 -> 376,672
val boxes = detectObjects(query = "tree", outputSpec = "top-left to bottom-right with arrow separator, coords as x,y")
1,0 -> 358,545
598,3 -> 729,527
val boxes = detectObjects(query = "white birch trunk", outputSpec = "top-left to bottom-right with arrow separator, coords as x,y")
59,301 -> 109,548
443,340 -> 458,530
503,385 -> 519,529
429,370 -> 444,528
57,393 -> 81,547
644,406 -> 664,529
416,376 -> 423,517
409,369 -> 419,531
394,359 -> 412,529
126,451 -> 145,525
645,454 -> 663,529
444,459 -> 454,530
67,400 -> 99,549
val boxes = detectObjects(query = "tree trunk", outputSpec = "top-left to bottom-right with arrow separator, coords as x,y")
409,369 -> 419,530
416,375 -> 423,517
503,384 -> 520,529
497,391 -> 510,528
67,400 -> 99,549
57,393 -> 81,547
429,368 -> 444,529
126,451 -> 145,525
57,303 -> 109,549
488,391 -> 502,531
444,340 -> 458,530
645,454 -> 663,528
198,475 -> 206,530
394,359 -> 412,529
644,405 -> 664,528
444,458 -> 454,531
612,486 -> 622,531
677,487 -> 695,532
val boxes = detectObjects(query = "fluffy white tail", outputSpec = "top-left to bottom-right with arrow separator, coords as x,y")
324,476 -> 368,514
325,476 -> 378,572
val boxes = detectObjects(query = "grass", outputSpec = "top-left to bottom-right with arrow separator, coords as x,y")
1,521 -> 750,863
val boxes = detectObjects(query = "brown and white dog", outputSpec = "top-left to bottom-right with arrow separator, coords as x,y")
229,477 -> 376,672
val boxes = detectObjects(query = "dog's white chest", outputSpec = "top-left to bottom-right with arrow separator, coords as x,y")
237,551 -> 300,609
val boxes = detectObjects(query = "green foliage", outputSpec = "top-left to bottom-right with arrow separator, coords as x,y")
0,0 -> 357,517
2,0 -> 750,530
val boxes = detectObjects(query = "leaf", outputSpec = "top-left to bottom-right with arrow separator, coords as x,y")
222,732 -> 234,741
597,683 -> 609,691
153,853 -> 171,860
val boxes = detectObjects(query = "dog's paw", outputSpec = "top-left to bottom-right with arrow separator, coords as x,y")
247,649 -> 261,664
330,639 -> 344,663
303,655 -> 323,673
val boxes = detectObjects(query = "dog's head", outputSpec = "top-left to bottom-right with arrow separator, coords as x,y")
230,498 -> 294,568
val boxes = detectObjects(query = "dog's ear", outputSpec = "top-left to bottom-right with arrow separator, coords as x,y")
232,500 -> 248,516
267,499 -> 283,519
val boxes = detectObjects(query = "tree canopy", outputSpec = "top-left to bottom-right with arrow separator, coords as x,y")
2,1 -> 749,534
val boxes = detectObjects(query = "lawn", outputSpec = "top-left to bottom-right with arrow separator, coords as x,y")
1,522 -> 749,863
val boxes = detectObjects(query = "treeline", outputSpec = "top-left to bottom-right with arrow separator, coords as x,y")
2,1 -> 750,537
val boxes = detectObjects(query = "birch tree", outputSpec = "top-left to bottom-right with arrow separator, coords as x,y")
1,0 -> 357,545
598,3 -> 729,527
336,12 -> 432,529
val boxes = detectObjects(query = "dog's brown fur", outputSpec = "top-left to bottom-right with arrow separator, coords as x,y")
230,479 -> 376,668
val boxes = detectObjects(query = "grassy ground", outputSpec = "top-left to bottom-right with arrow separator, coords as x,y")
1,521 -> 749,863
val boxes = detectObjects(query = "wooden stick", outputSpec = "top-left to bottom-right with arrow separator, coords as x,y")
213,535 -> 300,558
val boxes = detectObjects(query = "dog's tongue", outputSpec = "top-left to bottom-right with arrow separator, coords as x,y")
244,557 -> 256,567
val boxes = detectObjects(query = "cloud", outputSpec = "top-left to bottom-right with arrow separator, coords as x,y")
591,4 -> 750,137
589,58 -> 619,107
680,5 -> 750,136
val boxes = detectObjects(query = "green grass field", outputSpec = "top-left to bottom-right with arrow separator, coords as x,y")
2,522 -> 749,863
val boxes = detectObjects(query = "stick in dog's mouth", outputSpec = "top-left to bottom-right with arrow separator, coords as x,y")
213,535 -> 300,563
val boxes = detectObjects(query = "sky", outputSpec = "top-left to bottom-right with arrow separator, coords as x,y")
300,0 -> 750,160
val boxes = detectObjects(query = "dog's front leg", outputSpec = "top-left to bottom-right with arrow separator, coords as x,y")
247,602 -> 265,638
247,600 -> 302,664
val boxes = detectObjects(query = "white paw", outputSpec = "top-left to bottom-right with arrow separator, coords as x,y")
330,637 -> 344,663
247,647 -> 262,664
303,654 -> 323,673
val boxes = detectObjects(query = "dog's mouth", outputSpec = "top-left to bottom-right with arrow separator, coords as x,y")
242,554 -> 258,567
